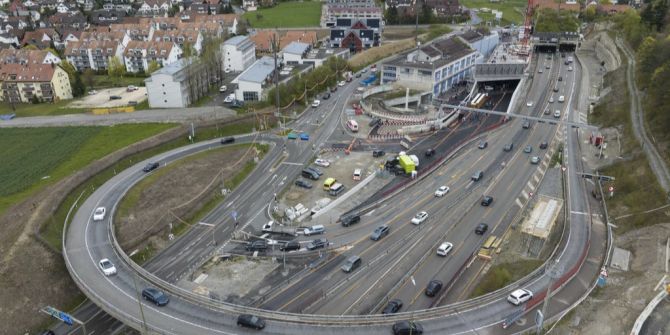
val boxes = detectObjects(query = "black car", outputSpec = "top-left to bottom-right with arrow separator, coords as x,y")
322,92 -> 331,100
481,196 -> 494,206
237,314 -> 266,330
305,166 -> 323,176
142,162 -> 159,172
373,149 -> 385,157
295,179 -> 313,189
370,225 -> 390,241
355,73 -> 362,78
340,213 -> 361,227
424,279 -> 443,297
301,169 -> 320,180
330,86 -> 337,92
522,119 -> 531,129
382,299 -> 403,314
306,238 -> 328,250
558,76 -> 563,81
246,240 -> 267,252
425,148 -> 435,157
392,321 -> 423,335
109,95 -> 122,100
221,137 -> 235,144
539,141 -> 548,149
369,118 -> 382,127
142,288 -> 169,306
279,241 -> 300,252
503,143 -> 514,152
475,223 -> 489,235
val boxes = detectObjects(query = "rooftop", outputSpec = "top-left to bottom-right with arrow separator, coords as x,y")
283,41 -> 310,55
234,56 -> 275,84
384,37 -> 474,70
224,35 -> 248,46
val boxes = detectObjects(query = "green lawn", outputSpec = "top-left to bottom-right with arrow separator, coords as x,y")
243,1 -> 322,28
0,124 -> 176,217
89,75 -> 147,89
0,100 -> 87,117
461,0 -> 527,25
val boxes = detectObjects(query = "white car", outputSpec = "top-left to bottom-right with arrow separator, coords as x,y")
558,95 -> 565,102
507,289 -> 533,305
262,220 -> 274,233
338,81 -> 345,87
219,85 -> 227,93
411,211 -> 428,225
314,158 -> 331,167
99,258 -> 117,276
554,110 -> 561,118
223,94 -> 235,103
311,100 -> 321,108
568,66 -> 573,71
88,90 -> 98,95
436,242 -> 453,256
434,186 -> 450,197
526,101 -> 533,107
93,207 -> 106,221
224,68 -> 232,74
549,96 -> 554,103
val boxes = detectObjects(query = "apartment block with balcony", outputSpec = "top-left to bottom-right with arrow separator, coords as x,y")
0,63 -> 72,103
151,30 -> 202,55
123,40 -> 182,73
64,38 -> 126,72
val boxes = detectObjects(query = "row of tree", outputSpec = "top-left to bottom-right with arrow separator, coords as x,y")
385,5 -> 469,25
534,8 -> 580,33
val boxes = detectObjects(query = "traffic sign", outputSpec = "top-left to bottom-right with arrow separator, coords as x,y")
562,166 -> 566,172
42,306 -> 74,326
608,186 -> 614,192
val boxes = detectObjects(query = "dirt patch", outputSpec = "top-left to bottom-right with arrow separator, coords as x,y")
348,38 -> 415,69
117,145 -> 256,253
68,87 -> 147,109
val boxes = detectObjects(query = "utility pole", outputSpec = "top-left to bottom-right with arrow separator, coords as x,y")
271,31 -> 281,127
538,261 -> 563,334
132,273 -> 149,334
414,0 -> 420,48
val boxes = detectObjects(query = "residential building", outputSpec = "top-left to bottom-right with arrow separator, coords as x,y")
21,28 -> 59,49
151,30 -> 202,54
242,0 -> 257,11
381,36 -> 478,97
532,0 -> 581,12
56,29 -> 83,48
8,0 -> 30,17
250,30 -> 317,54
145,58 -> 216,107
425,0 -> 461,17
48,12 -> 87,29
384,0 -> 412,10
123,40 -> 181,73
109,23 -> 154,41
327,0 -> 376,7
280,30 -> 317,48
90,9 -> 127,26
0,49 -> 61,66
231,56 -> 275,102
329,18 -> 381,52
221,35 -> 255,72
0,63 -> 72,103
65,40 -> 126,71
282,42 -> 349,67
137,0 -> 171,16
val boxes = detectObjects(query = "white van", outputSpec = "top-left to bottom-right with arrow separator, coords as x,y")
353,168 -> 362,181
329,183 -> 345,196
304,225 -> 325,236
346,120 -> 359,132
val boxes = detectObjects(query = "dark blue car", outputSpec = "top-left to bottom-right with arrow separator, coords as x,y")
142,288 -> 169,306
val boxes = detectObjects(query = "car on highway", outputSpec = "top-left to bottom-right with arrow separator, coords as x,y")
223,94 -> 235,103
322,92 -> 331,100
434,185 -> 450,197
424,279 -> 443,297
545,64 -> 550,69
549,96 -> 554,103
314,158 -> 330,167
287,132 -> 298,140
237,314 -> 266,330
382,299 -> 403,314
481,196 -> 494,206
219,85 -> 227,92
340,213 -> 360,227
436,242 -> 453,256
338,80 -> 346,87
554,110 -> 561,118
540,141 -> 548,149
370,225 -> 390,241
311,100 -> 321,108
341,255 -> 362,273
530,156 -> 540,164
425,148 -> 435,157
478,140 -> 488,149
221,137 -> 235,144
300,133 -> 309,141
304,225 -> 325,236
471,171 -> 483,182
98,258 -> 117,276
245,240 -> 267,252
558,76 -> 563,81
538,68 -> 543,73
392,321 -> 423,335
411,211 -> 428,225
93,207 -> 106,221
507,288 -> 533,306
522,119 -> 530,129
558,95 -> 565,102
109,95 -> 122,100
306,238 -> 328,250
526,101 -> 533,107
373,149 -> 385,157
524,145 -> 533,153
141,288 -> 169,306
142,162 -> 159,172
475,223 -> 489,235
568,66 -> 573,71
279,241 -> 300,252
503,143 -> 514,152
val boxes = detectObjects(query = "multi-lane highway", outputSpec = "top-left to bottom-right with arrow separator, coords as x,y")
61,50 -> 602,334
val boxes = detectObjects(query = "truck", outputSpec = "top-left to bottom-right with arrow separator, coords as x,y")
398,155 -> 416,174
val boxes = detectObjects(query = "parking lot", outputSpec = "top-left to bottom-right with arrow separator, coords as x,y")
68,87 -> 147,108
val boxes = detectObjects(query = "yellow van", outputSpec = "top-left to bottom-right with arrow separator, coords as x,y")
324,178 -> 336,190
477,235 -> 501,260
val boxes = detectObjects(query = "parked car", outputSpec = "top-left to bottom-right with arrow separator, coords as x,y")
295,178 -> 312,188
223,94 -> 235,103
279,241 -> 300,252
436,242 -> 453,256
237,314 -> 266,330
142,162 -> 159,172
507,289 -> 533,306
306,166 -> 323,176
338,80 -> 345,87
503,143 -> 514,152
221,137 -> 235,144
126,85 -> 138,92
475,223 -> 489,235
128,100 -> 138,106
392,321 -> 423,335
372,149 -> 385,157
88,90 -> 98,95
424,279 -> 443,297
224,68 -> 232,74
245,240 -> 267,252
434,185 -> 450,197
481,196 -> 494,206
306,238 -> 328,250
411,211 -> 428,225
219,85 -> 227,92
141,288 -> 169,306
370,225 -> 390,241
93,207 -> 106,221
314,158 -> 330,167
382,299 -> 403,314
98,258 -> 117,276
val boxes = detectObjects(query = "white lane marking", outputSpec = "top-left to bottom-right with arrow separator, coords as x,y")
515,198 -> 523,208
570,211 -> 588,216
198,222 -> 214,227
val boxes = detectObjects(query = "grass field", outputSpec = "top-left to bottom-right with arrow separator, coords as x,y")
470,259 -> 544,298
0,100 -> 88,117
90,75 -> 146,89
243,1 -> 322,28
461,0 -> 526,25
0,124 -> 176,218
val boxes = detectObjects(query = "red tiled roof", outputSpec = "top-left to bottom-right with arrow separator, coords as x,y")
0,63 -> 56,82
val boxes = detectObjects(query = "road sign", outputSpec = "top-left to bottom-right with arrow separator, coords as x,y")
562,166 -> 566,172
608,186 -> 614,192
43,306 -> 74,326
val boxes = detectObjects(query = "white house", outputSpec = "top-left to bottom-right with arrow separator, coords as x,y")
221,35 -> 255,73
231,56 -> 275,102
145,59 -> 190,108
281,41 -> 310,65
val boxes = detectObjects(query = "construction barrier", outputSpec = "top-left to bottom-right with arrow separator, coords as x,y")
92,106 -> 135,115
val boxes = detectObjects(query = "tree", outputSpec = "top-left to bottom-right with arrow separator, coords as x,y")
59,61 -> 85,97
421,3 -> 434,24
182,42 -> 196,58
585,5 -> 597,21
238,20 -> 249,35
385,5 -> 399,25
147,60 -> 161,74
82,69 -> 95,88
108,56 -> 126,80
